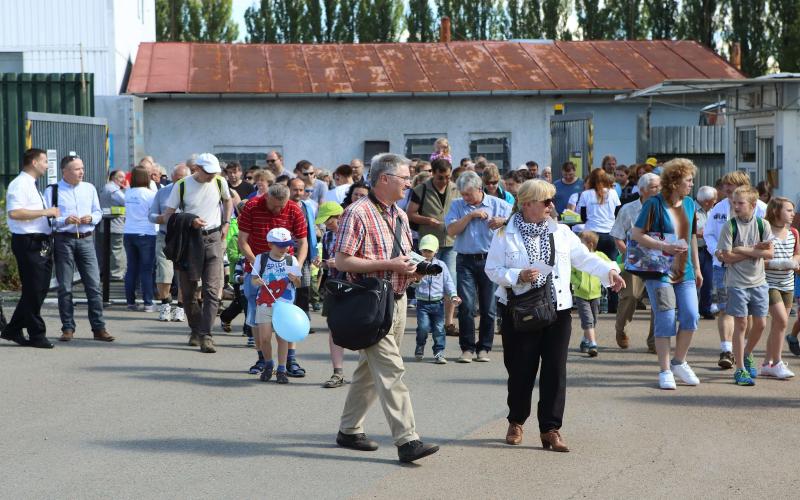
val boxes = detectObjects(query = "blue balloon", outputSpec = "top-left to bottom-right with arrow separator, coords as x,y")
271,301 -> 310,342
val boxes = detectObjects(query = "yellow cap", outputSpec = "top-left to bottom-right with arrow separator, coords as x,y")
418,234 -> 439,253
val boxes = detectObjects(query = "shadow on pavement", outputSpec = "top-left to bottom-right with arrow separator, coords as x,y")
622,394 -> 800,408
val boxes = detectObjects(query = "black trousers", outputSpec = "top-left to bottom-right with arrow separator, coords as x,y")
4,234 -> 53,342
501,305 -> 572,433
596,232 -> 619,312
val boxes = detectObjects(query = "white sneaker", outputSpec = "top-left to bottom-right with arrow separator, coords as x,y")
659,370 -> 676,390
433,352 -> 448,364
456,351 -> 473,363
158,303 -> 171,321
171,307 -> 185,322
671,361 -> 700,386
760,361 -> 795,379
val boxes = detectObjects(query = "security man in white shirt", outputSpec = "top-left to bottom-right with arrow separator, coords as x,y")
44,155 -> 114,342
1,148 -> 60,348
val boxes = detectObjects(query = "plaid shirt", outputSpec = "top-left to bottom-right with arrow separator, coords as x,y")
334,194 -> 413,294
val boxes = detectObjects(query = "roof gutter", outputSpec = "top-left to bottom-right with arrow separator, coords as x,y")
129,89 -> 628,100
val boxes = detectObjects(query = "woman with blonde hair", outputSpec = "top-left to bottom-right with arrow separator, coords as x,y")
486,179 -> 624,451
631,158 -> 702,390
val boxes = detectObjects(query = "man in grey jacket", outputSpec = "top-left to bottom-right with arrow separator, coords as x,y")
98,170 -> 126,280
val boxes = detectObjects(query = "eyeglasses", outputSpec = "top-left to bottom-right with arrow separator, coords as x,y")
385,173 -> 412,182
419,169 -> 432,173
304,188 -> 313,193
302,171 -> 315,176
245,176 -> 253,181
266,159 -> 277,163
538,198 -> 555,206
485,181 -> 499,186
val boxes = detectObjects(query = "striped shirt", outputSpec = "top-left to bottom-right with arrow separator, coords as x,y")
766,229 -> 796,291
237,194 -> 307,272
334,194 -> 413,294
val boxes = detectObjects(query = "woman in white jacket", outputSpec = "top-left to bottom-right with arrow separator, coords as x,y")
486,179 -> 624,452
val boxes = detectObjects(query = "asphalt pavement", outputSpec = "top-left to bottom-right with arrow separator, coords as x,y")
1,301 -> 798,499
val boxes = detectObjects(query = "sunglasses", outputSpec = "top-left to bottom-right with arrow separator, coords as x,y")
304,188 -> 313,193
539,198 -> 555,206
266,159 -> 277,163
302,171 -> 315,176
485,181 -> 499,186
245,176 -> 253,181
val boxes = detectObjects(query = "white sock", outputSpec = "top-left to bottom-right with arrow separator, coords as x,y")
721,341 -> 732,352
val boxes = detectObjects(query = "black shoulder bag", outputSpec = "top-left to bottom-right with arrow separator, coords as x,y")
325,195 -> 406,350
506,232 -> 558,332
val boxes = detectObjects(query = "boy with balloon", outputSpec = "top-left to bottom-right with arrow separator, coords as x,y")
251,228 -> 310,384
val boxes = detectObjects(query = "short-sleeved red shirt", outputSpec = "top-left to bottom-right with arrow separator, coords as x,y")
237,194 -> 308,271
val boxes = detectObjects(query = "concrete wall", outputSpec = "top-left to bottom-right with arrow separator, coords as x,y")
142,96 -> 552,171
563,101 -> 703,165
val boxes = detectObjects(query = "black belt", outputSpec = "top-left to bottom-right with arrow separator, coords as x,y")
394,293 -> 405,301
14,233 -> 50,241
416,298 -> 444,304
461,252 -> 488,259
55,231 -> 93,239
201,226 -> 221,236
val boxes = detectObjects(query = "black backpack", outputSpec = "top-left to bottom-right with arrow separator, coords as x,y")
325,277 -> 394,351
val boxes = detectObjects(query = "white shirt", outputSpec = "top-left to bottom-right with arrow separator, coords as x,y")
43,179 -> 102,233
124,187 -> 157,235
485,218 -> 619,310
323,184 -> 351,204
704,197 -> 768,267
166,175 -> 231,230
5,171 -> 51,235
575,188 -> 621,233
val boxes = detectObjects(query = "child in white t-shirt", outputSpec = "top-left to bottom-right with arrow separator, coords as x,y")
251,227 -> 301,384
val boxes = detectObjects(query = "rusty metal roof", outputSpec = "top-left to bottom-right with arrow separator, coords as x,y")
127,40 -> 744,96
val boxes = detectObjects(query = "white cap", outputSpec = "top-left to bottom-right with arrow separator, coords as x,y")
196,153 -> 221,174
514,163 -> 529,171
266,227 -> 293,246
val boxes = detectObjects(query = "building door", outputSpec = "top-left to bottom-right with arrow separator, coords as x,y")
550,114 -> 593,180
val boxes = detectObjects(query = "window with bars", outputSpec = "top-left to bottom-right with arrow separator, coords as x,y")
737,129 -> 756,163
469,134 -> 510,172
404,135 -> 444,160
214,152 -> 269,168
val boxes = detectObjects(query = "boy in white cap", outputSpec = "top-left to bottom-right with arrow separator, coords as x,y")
413,234 -> 460,363
251,227 -> 301,384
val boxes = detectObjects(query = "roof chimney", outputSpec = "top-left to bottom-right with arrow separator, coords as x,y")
731,42 -> 742,72
440,17 -> 451,43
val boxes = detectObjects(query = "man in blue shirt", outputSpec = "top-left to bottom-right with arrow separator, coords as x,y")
553,161 -> 584,215
445,171 -> 512,363
44,155 -> 114,342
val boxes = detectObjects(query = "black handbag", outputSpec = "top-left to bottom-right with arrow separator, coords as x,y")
506,232 -> 557,332
325,277 -> 395,350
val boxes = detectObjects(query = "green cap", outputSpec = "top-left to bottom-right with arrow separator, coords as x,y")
419,234 -> 439,253
315,201 -> 344,225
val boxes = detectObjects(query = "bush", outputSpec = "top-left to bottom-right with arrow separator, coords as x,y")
0,198 -> 21,291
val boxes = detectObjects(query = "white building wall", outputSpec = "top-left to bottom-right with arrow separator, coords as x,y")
0,0 -> 155,95
142,97 -> 552,172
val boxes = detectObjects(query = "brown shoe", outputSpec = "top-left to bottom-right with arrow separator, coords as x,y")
506,422 -> 523,445
615,331 -> 629,349
92,329 -> 115,342
200,336 -> 216,353
445,324 -> 459,337
59,329 -> 74,342
540,429 -> 569,452
188,333 -> 201,346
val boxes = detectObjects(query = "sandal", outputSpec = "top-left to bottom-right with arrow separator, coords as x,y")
286,359 -> 306,378
323,373 -> 345,388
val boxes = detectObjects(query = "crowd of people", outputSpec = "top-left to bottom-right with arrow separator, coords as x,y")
3,140 -> 799,462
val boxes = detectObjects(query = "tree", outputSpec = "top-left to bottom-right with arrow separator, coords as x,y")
244,1 -> 278,42
307,0 -> 324,42
334,0 -> 357,42
770,0 -> 800,72
355,0 -> 375,41
723,0 -> 769,76
645,0 -> 678,39
677,0 -> 719,49
605,0 -> 647,40
575,0 -> 609,40
541,0 -> 568,39
323,0 -> 338,42
156,0 -> 238,42
407,0 -> 436,42
274,0 -> 307,42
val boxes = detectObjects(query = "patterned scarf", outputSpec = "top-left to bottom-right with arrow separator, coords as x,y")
513,212 -> 552,289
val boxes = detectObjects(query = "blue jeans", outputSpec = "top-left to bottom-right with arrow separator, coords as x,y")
437,246 -> 457,284
416,300 -> 445,354
123,234 -> 156,306
456,253 -> 497,353
698,246 -> 714,314
644,279 -> 699,337
54,234 -> 105,332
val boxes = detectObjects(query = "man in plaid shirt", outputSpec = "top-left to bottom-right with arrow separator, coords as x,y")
333,153 -> 440,464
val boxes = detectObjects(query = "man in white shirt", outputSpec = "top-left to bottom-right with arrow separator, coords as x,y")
44,155 -> 114,343
324,164 -> 354,204
163,153 -> 233,353
2,149 -> 60,348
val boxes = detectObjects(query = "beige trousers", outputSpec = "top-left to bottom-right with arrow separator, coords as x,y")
615,270 -> 655,348
339,295 -> 419,446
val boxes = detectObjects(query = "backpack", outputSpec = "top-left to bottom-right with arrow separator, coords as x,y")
409,182 -> 428,232
178,176 -> 223,211
259,254 -> 293,277
729,217 -> 765,245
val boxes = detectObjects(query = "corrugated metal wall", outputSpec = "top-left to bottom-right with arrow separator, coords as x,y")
551,114 -> 593,179
27,112 -> 108,191
0,73 -> 93,188
649,125 -> 727,192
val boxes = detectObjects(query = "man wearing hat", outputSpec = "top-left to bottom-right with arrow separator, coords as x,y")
162,153 -> 233,353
